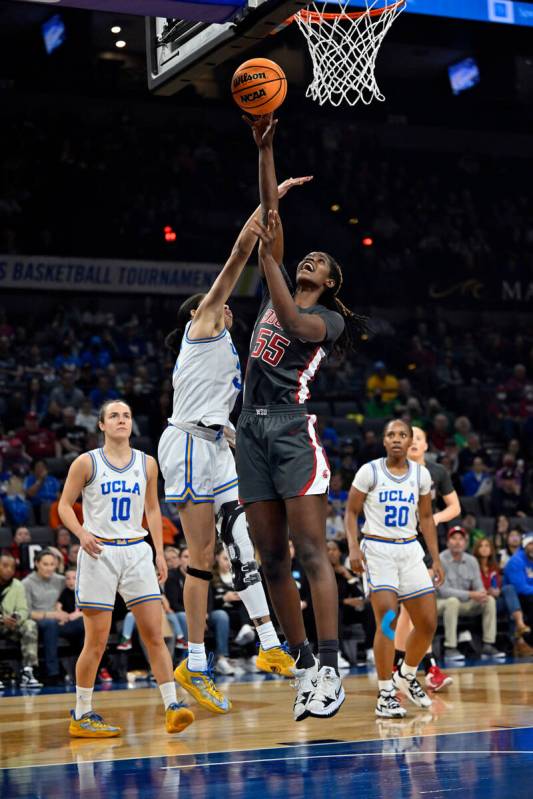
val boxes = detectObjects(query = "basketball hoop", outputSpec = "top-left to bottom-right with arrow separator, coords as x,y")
287,0 -> 406,107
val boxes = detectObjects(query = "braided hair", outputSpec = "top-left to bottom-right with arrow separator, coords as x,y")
165,293 -> 206,355
320,253 -> 368,354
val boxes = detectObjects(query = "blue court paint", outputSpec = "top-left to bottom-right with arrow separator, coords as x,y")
2,727 -> 533,799
381,609 -> 396,640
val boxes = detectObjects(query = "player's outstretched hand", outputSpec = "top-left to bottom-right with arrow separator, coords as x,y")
243,112 -> 278,149
349,545 -> 366,575
277,175 -> 313,198
249,209 -> 280,256
79,528 -> 104,559
432,558 -> 445,588
155,551 -> 168,585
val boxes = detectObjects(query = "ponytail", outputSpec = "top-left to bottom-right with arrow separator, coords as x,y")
321,253 -> 368,355
165,293 -> 206,355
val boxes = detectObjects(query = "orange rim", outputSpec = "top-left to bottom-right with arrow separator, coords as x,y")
288,1 -> 404,24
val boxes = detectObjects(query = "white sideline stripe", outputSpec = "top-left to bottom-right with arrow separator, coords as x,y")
163,750 -> 533,770
2,725 -> 532,771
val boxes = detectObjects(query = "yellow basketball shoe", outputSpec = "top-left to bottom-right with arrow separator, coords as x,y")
165,702 -> 195,734
256,645 -> 296,678
69,710 -> 121,738
174,655 -> 231,714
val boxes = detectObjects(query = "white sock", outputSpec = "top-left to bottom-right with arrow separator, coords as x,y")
255,621 -> 280,651
159,681 -> 178,710
401,662 -> 418,680
75,686 -> 94,719
187,642 -> 207,672
378,679 -> 393,694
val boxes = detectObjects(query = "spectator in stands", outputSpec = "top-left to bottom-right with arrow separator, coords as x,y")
498,527 -> 523,567
22,549 -> 84,685
17,411 -> 61,460
23,460 -> 60,524
358,429 -> 383,464
40,400 -> 65,436
429,413 -> 450,453
366,361 -> 399,403
461,457 -> 493,498
54,527 -> 72,569
0,553 -> 42,688
26,377 -> 48,417
504,364 -> 529,403
56,568 -> 83,622
458,433 -> 492,474
436,526 -> 504,661
329,472 -> 348,511
453,416 -> 472,450
327,540 -> 374,665
364,389 -> 393,419
80,336 -> 111,371
9,526 -> 32,578
491,469 -> 529,518
49,366 -> 85,410
473,538 -> 532,656
3,438 -> 32,476
57,406 -> 87,462
461,513 -> 486,548
503,532 -> 533,640
164,546 -> 180,570
53,340 -> 80,372
89,374 -> 118,409
494,514 -> 511,551
326,501 -> 345,541
67,543 -> 80,569
495,455 -> 522,492
75,398 -> 98,434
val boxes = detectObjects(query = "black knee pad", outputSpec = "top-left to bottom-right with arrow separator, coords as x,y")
186,565 -> 212,581
218,501 -> 261,592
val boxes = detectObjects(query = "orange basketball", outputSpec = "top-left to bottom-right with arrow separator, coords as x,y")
231,58 -> 287,115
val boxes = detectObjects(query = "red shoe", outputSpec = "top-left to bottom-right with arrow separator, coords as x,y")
425,665 -> 453,692
98,668 -> 113,683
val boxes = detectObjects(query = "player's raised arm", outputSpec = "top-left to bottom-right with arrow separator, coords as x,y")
58,454 -> 104,559
344,486 -> 367,575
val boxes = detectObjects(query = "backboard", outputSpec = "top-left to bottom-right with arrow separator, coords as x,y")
145,0 -> 307,94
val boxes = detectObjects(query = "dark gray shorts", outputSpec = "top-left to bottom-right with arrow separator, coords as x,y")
235,406 -> 331,504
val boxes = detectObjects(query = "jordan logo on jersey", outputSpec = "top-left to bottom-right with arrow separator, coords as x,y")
101,480 -> 141,496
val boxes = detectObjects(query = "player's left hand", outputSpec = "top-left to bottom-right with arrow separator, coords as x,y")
250,209 -> 280,256
243,112 -> 278,149
432,559 -> 445,588
155,552 -> 168,584
278,175 -> 313,198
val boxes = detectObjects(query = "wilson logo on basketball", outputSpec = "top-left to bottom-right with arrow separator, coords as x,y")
233,72 -> 266,88
241,89 -> 267,103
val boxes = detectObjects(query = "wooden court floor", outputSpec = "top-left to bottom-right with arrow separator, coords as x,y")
1,662 -> 532,770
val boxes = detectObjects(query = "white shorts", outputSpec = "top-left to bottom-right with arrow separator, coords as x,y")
158,425 -> 238,510
76,539 -> 161,611
361,536 -> 434,602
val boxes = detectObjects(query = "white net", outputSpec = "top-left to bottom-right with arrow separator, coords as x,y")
293,0 -> 406,107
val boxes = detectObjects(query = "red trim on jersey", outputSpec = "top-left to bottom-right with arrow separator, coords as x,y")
299,416 -> 318,495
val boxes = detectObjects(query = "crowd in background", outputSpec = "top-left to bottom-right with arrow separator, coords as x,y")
1,294 -> 533,686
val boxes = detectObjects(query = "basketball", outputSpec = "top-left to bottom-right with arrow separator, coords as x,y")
231,58 -> 287,115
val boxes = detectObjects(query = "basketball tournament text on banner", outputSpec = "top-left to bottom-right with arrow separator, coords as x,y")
0,256 -> 259,297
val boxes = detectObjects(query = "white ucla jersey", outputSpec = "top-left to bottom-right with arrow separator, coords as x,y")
169,321 -> 242,427
82,448 -> 148,540
352,458 -> 431,540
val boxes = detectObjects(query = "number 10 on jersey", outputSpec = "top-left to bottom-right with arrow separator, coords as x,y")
251,327 -> 290,367
111,497 -> 131,522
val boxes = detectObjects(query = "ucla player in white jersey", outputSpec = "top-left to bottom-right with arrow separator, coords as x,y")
158,115 -> 311,714
59,399 -> 194,738
345,420 -> 445,719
